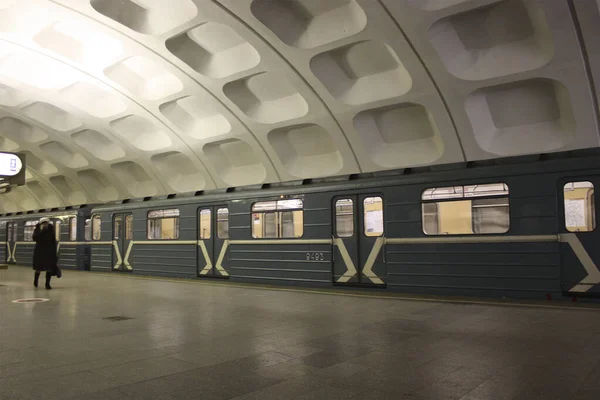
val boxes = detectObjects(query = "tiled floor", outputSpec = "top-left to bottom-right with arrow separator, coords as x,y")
1,266 -> 600,400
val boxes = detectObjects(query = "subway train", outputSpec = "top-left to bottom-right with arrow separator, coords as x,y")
1,152 -> 599,300
0,207 -> 93,272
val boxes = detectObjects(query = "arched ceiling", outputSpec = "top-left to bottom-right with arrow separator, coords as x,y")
1,0 -> 599,213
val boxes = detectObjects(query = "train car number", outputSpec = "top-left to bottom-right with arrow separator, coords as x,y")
306,252 -> 325,261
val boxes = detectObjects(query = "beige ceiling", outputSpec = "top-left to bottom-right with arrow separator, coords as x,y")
0,0 -> 599,212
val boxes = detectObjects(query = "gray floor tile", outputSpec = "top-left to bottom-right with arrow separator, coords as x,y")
68,388 -> 133,400
292,385 -> 363,400
0,371 -> 121,400
255,358 -> 322,380
228,374 -> 332,400
91,356 -> 199,385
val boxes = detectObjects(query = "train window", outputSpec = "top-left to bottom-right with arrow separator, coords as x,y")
199,209 -> 211,239
364,197 -> 384,237
85,218 -> 91,241
70,217 -> 77,241
472,198 -> 510,234
564,181 -> 596,232
24,221 -> 37,241
252,199 -> 303,238
147,209 -> 180,240
113,215 -> 122,240
422,203 -> 438,234
263,212 -> 277,238
335,199 -> 354,237
217,208 -> 229,239
92,214 -> 102,240
281,211 -> 296,238
422,183 -> 510,235
125,215 -> 133,240
55,220 -> 61,242
7,222 -> 18,242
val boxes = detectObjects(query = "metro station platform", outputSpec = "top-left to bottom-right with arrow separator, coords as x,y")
2,266 -> 600,400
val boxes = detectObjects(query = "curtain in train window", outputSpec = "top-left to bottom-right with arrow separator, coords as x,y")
335,199 -> 354,237
422,183 -> 509,235
252,199 -> 303,238
364,197 -> 383,237
199,209 -> 211,239
564,181 -> 596,232
147,209 -> 180,239
217,208 -> 229,239
92,215 -> 102,240
70,217 -> 77,241
85,218 -> 91,241
24,221 -> 36,241
472,198 -> 510,234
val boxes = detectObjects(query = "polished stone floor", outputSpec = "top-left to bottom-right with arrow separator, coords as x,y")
1,266 -> 600,400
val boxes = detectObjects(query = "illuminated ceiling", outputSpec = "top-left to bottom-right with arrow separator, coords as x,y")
0,0 -> 599,212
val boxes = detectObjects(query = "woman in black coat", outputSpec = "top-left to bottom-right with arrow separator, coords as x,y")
33,217 -> 58,290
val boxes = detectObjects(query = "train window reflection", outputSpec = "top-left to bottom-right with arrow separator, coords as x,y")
92,214 -> 102,240
70,217 -> 77,241
336,199 -> 354,237
113,215 -> 121,240
217,208 -> 229,239
422,183 -> 510,235
55,220 -> 61,242
252,198 -> 303,238
125,215 -> 133,240
364,197 -> 383,237
199,209 -> 211,239
85,218 -> 91,241
7,222 -> 14,244
24,221 -> 36,242
564,181 -> 595,232
147,209 -> 179,240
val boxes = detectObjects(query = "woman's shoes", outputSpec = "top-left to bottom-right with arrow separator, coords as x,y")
45,283 -> 52,290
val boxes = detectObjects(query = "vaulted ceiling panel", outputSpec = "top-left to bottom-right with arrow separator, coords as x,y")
0,0 -> 598,212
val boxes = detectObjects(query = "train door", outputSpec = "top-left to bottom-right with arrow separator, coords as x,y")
332,195 -> 386,286
112,213 -> 133,271
197,206 -> 229,278
558,178 -> 600,296
6,222 -> 17,264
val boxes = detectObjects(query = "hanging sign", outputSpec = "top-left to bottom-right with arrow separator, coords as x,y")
0,152 -> 23,177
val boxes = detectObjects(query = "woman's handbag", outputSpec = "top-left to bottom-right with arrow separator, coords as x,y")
55,265 -> 62,278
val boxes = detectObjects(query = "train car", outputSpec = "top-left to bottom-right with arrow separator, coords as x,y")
87,154 -> 600,300
0,206 -> 93,271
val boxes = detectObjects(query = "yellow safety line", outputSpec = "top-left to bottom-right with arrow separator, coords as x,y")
21,266 -> 599,312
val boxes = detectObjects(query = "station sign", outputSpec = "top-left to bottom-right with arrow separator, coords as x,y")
0,152 -> 23,177
0,152 -> 26,189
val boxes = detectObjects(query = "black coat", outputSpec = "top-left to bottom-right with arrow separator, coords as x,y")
33,223 -> 58,273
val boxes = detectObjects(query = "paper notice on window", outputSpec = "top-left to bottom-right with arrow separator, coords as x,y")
565,199 -> 586,228
365,210 -> 383,233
